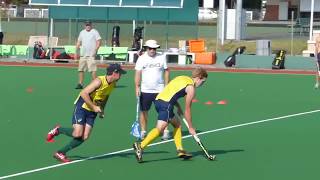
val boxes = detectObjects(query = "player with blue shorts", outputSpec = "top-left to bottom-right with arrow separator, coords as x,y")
133,67 -> 208,163
46,64 -> 126,163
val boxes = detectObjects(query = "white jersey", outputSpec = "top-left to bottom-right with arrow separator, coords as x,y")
135,53 -> 168,93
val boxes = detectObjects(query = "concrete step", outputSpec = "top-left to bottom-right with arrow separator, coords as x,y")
302,50 -> 315,57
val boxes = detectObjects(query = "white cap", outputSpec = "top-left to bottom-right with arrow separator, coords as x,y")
143,39 -> 160,48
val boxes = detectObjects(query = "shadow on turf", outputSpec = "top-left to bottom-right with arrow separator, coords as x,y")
115,85 -> 127,88
192,149 -> 245,158
140,157 -> 186,163
180,130 -> 203,136
68,151 -> 169,161
67,149 -> 244,163
141,149 -> 244,163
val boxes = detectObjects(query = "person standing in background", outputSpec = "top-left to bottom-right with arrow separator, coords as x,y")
75,20 -> 101,89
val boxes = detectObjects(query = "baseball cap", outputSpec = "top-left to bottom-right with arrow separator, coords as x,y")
106,64 -> 126,75
143,39 -> 160,48
84,20 -> 92,26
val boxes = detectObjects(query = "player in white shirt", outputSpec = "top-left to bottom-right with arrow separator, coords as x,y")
135,40 -> 170,140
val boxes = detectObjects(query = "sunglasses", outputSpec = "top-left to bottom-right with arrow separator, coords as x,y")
147,47 -> 157,50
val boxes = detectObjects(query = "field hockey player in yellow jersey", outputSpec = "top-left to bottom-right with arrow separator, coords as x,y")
46,64 -> 126,163
133,67 -> 208,163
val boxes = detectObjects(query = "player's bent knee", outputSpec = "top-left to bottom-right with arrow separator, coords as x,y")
72,132 -> 83,138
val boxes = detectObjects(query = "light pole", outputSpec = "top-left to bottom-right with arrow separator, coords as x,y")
309,0 -> 314,41
0,1 -> 4,45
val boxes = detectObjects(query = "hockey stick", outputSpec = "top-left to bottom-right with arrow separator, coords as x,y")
180,116 -> 215,161
135,96 -> 140,124
130,96 -> 141,139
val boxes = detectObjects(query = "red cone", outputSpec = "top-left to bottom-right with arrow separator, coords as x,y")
217,100 -> 227,105
205,101 -> 213,105
26,87 -> 33,93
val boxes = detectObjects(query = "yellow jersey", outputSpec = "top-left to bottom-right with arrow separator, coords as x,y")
156,76 -> 194,104
75,76 -> 115,111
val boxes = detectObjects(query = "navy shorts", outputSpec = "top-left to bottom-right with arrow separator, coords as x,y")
154,100 -> 175,122
72,97 -> 97,127
140,92 -> 158,111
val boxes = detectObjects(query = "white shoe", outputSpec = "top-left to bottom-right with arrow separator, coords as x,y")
161,130 -> 170,140
315,83 -> 319,89
141,131 -> 147,140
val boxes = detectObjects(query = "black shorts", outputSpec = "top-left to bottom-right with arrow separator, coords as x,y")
140,92 -> 158,111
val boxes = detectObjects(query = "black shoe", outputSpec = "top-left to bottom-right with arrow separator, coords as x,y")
177,149 -> 193,160
133,142 -> 143,163
75,84 -> 83,89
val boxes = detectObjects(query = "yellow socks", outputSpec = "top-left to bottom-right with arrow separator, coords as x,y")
173,127 -> 183,150
140,127 -> 183,150
141,128 -> 160,149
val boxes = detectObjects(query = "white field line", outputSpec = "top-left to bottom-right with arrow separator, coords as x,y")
1,109 -> 319,179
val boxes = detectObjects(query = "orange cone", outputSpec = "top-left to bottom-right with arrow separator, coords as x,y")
217,100 -> 227,105
205,101 -> 213,105
26,87 -> 33,93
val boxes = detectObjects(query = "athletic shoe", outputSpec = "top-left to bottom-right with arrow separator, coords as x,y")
53,152 -> 71,163
161,130 -> 170,141
315,83 -> 319,89
46,125 -> 60,143
75,84 -> 83,89
177,149 -> 192,160
141,131 -> 147,140
133,142 -> 143,163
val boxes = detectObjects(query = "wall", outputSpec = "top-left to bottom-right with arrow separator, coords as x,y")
215,54 -> 316,70
48,0 -> 198,22
264,5 -> 279,20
